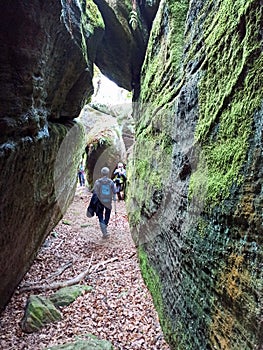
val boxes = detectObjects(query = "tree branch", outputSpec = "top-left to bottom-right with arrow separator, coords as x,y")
18,255 -> 119,293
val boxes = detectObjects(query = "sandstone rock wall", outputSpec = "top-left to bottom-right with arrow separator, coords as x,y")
80,105 -> 127,186
127,0 -> 263,348
0,0 -> 103,312
93,0 -> 158,92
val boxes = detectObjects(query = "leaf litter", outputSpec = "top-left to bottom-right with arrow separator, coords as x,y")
0,186 -> 170,350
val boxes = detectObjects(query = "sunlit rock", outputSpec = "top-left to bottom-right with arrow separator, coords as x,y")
80,105 -> 126,186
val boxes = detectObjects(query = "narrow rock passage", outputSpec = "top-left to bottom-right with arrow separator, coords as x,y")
0,186 -> 170,350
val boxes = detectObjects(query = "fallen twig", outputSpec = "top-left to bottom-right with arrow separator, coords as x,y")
89,256 -> 118,274
18,255 -> 119,293
18,253 -> 94,293
47,260 -> 73,282
19,261 -> 73,289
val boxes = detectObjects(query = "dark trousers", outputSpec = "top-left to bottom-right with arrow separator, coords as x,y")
97,203 -> 111,225
78,172 -> 85,186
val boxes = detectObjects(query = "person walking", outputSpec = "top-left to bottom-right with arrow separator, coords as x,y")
113,162 -> 127,200
94,167 -> 117,238
78,163 -> 85,186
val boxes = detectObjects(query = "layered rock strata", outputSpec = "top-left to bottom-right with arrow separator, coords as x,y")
127,0 -> 263,348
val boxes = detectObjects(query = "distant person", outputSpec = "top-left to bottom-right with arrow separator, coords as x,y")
113,162 -> 127,200
94,78 -> 101,97
78,163 -> 85,186
94,167 -> 117,238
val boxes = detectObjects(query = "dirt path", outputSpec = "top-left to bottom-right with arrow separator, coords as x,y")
0,186 -> 170,350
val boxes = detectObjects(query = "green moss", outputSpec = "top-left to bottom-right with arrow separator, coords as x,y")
79,0 -> 105,64
140,0 -> 188,108
138,246 -> 177,345
87,135 -> 112,151
49,122 -> 69,139
127,124 -> 173,226
128,1 -> 189,220
83,0 -> 104,32
190,0 -> 263,207
50,285 -> 93,307
197,217 -> 209,238
127,0 -> 188,227
46,335 -> 114,350
23,295 -> 62,332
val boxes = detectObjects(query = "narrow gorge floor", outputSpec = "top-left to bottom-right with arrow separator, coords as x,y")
0,186 -> 170,350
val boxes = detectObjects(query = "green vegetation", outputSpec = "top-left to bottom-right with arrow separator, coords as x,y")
138,246 -> 177,346
127,1 -> 262,348
127,123 -> 173,226
87,134 -> 112,151
82,0 -> 104,33
129,10 -> 138,31
140,0 -> 188,109
126,1 -> 263,349
79,0 -> 105,64
190,0 -> 263,207
127,0 -> 189,226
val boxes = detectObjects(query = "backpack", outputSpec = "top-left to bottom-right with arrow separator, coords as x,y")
98,180 -> 112,204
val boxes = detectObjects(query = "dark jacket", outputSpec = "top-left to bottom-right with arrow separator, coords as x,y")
86,193 -> 99,217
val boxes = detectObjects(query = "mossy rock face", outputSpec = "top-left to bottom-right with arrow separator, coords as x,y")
45,334 -> 114,350
190,0 -> 263,207
128,0 -> 262,349
127,0 -> 189,229
21,295 -> 62,333
49,285 -> 93,308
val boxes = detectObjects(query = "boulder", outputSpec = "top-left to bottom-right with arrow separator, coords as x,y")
93,0 -> 149,92
90,101 -> 135,156
49,285 -> 92,308
21,285 -> 92,333
21,295 -> 62,333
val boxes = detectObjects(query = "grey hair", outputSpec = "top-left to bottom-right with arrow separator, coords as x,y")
101,167 -> 110,176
